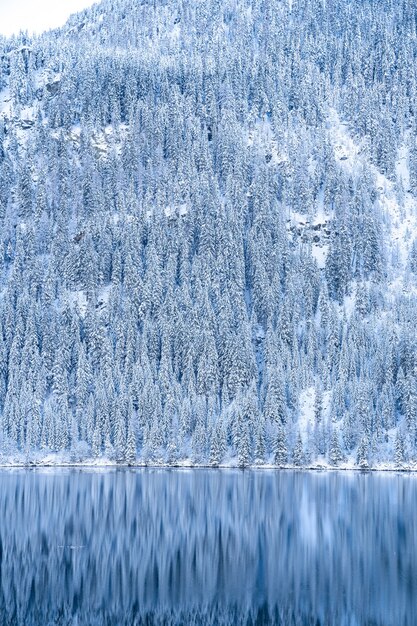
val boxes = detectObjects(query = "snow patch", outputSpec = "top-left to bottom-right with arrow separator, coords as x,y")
68,290 -> 88,317
311,245 -> 328,269
164,203 -> 188,219
298,387 -> 315,444
0,86 -> 12,119
327,109 -> 365,173
247,118 -> 288,166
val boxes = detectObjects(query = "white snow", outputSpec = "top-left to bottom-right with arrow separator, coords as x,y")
90,123 -> 129,157
0,86 -> 12,119
170,23 -> 181,40
327,108 -> 365,173
298,387 -> 315,444
312,245 -> 327,269
164,203 -> 188,219
96,284 -> 111,314
68,289 -> 88,317
287,206 -> 330,269
0,452 -> 415,472
342,290 -> 356,318
247,118 -> 288,166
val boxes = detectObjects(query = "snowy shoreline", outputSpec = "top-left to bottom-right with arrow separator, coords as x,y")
0,458 -> 416,473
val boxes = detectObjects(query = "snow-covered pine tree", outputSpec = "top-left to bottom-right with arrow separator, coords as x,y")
274,422 -> 288,467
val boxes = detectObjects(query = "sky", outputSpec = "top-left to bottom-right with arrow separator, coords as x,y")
0,0 -> 97,37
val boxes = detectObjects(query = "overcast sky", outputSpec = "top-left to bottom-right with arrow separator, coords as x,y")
0,0 -> 97,37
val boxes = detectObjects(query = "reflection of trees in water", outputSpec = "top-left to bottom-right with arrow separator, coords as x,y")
0,470 -> 415,626
0,605 -> 367,625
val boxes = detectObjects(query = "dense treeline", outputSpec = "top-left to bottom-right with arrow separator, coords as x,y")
0,0 -> 417,466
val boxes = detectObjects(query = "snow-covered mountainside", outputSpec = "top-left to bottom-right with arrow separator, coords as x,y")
1,0 -> 417,469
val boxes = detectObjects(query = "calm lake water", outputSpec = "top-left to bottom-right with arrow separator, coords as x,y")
0,468 -> 416,625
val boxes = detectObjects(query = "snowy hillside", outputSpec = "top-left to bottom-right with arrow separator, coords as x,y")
1,0 -> 417,469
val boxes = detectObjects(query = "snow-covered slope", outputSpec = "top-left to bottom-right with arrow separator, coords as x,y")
0,0 -> 417,469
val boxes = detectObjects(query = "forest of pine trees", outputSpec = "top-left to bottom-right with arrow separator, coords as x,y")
0,0 -> 417,467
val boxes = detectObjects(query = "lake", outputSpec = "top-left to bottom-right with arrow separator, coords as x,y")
0,468 -> 415,625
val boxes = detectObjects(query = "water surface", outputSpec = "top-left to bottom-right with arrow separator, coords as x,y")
0,469 -> 415,625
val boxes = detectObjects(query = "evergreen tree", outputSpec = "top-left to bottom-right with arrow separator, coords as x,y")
293,433 -> 304,467
237,420 -> 252,468
357,437 -> 370,470
394,430 -> 406,468
126,421 -> 137,466
274,422 -> 288,466
329,429 -> 343,466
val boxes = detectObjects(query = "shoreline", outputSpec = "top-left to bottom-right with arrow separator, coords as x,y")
0,460 -> 415,473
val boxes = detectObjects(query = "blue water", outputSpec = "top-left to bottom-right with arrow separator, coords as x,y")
0,468 -> 415,625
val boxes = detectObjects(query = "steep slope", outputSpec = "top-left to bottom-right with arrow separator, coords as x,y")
1,0 -> 417,468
